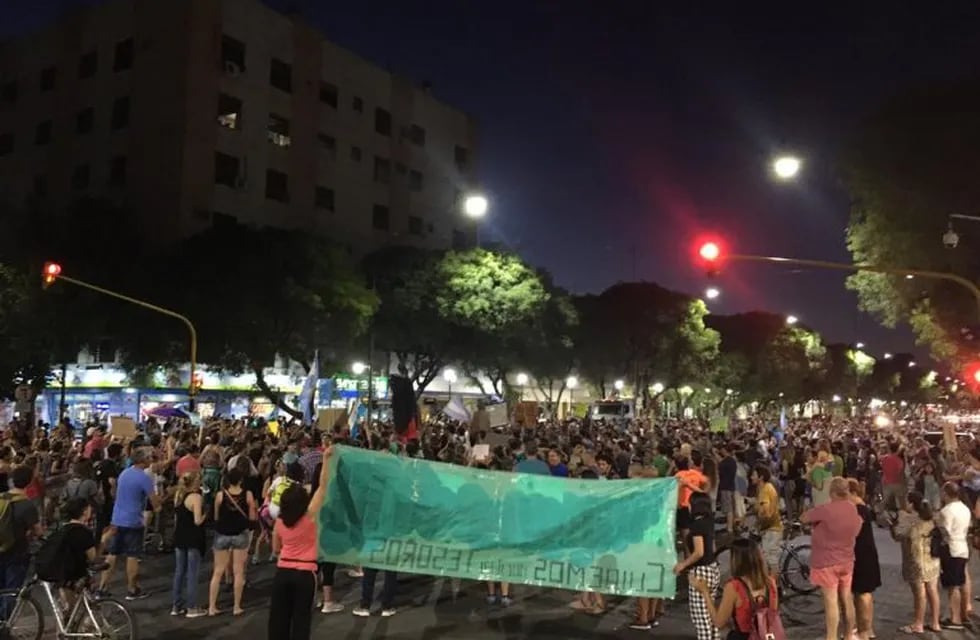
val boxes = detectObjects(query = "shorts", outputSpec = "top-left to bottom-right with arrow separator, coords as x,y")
810,562 -> 853,591
734,493 -> 746,519
760,530 -> 782,570
318,562 -> 336,586
940,556 -> 967,588
719,490 -> 734,515
214,531 -> 250,551
676,507 -> 690,531
106,526 -> 144,558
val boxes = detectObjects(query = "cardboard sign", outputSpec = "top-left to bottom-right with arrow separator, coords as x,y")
472,444 -> 490,460
942,423 -> 958,453
485,403 -> 509,428
109,416 -> 137,440
317,408 -> 348,431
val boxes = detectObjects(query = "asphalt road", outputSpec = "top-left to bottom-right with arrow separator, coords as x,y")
83,527 -> 979,640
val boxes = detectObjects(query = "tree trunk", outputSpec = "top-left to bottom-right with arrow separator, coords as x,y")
253,364 -> 302,419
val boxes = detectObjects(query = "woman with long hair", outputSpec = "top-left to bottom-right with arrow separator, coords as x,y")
847,479 -> 881,640
891,491 -> 941,633
268,446 -> 332,639
675,492 -> 720,640
172,471 -> 207,618
208,467 -> 256,616
690,537 -> 780,640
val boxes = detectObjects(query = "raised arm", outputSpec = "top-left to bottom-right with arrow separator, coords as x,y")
308,446 -> 333,518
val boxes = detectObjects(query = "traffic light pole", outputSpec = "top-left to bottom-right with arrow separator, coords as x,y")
728,253 -> 980,321
49,274 -> 199,409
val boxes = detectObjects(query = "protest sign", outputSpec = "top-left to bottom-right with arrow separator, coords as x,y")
320,446 -> 677,597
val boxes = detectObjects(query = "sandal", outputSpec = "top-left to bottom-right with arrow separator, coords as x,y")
897,625 -> 922,634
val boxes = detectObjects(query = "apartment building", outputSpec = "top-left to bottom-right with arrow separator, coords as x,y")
0,0 -> 479,251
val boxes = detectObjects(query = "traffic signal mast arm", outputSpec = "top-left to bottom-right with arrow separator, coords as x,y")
42,269 -> 199,403
726,252 -> 980,321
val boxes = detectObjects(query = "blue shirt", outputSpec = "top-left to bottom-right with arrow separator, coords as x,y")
111,466 -> 155,528
515,458 -> 551,476
549,463 -> 569,477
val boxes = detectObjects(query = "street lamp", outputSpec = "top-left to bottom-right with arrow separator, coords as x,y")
614,379 -> 625,392
651,382 -> 665,394
351,361 -> 367,376
443,368 -> 457,396
515,372 -> 529,386
786,315 -> 799,326
855,342 -> 865,349
463,193 -> 488,248
908,361 -> 916,368
884,353 -> 893,360
772,155 -> 802,180
705,287 -> 720,300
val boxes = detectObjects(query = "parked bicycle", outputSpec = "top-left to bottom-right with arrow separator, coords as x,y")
0,561 -> 136,640
714,521 -> 816,595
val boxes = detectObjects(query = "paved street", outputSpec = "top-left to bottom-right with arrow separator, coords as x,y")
83,527 -> 979,640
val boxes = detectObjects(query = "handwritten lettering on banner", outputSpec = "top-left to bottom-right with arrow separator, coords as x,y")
319,446 -> 678,597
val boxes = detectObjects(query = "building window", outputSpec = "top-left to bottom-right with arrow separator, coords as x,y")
265,169 -> 289,202
408,170 -> 423,192
373,156 -> 390,183
408,215 -> 423,236
317,133 -> 336,156
452,229 -> 467,249
111,97 -> 130,130
71,164 -> 90,190
76,107 -> 94,134
352,96 -> 363,113
1,81 -> 16,105
409,124 -> 426,146
350,146 -> 362,162
217,94 -> 242,130
78,51 -> 98,79
0,133 -> 12,156
454,145 -> 469,171
269,59 -> 292,93
214,152 -> 240,188
40,66 -> 57,92
372,204 -> 389,231
113,38 -> 134,72
109,156 -> 127,186
35,120 -> 51,145
319,82 -> 338,108
267,114 -> 291,148
33,175 -> 47,196
315,186 -> 335,211
221,35 -> 246,73
374,108 -> 391,136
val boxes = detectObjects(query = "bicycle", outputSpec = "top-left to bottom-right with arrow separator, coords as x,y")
714,522 -> 817,596
0,562 -> 137,639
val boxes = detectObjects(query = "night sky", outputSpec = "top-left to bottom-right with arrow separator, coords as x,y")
7,1 -> 980,360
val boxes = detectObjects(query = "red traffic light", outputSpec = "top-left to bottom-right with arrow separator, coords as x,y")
699,241 -> 721,262
693,236 -> 727,275
41,262 -> 62,289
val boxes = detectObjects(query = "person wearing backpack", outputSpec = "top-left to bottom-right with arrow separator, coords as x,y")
36,497 -> 97,613
0,465 -> 42,619
60,460 -> 100,526
690,537 -> 784,640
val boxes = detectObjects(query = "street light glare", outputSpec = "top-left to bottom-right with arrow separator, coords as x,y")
773,155 -> 802,180
515,372 -> 529,386
651,382 -> 665,394
613,379 -> 625,391
698,241 -> 721,262
566,376 -> 578,389
855,342 -> 864,349
443,368 -> 457,384
705,287 -> 720,300
351,361 -> 367,375
463,194 -> 488,219
786,315 -> 799,325
884,353 -> 893,359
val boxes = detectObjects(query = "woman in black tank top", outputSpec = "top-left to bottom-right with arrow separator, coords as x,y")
172,471 -> 206,616
208,468 -> 255,616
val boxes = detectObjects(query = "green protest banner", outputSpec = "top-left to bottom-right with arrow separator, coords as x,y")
319,446 -> 678,597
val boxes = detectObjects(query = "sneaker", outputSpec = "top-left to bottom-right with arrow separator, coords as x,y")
347,568 -> 364,578
185,608 -> 208,619
352,607 -> 371,617
500,597 -> 513,608
380,608 -> 397,618
321,602 -> 344,614
486,595 -> 499,606
170,607 -> 187,617
125,589 -> 151,601
628,622 -> 652,630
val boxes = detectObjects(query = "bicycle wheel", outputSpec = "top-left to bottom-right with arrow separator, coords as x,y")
3,593 -> 43,640
781,543 -> 817,595
76,597 -> 136,640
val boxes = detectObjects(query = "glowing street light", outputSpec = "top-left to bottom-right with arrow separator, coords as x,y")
855,342 -> 864,349
651,382 -> 665,394
832,394 -> 842,403
908,361 -> 916,368
883,353 -> 893,360
785,315 -> 799,326
566,376 -> 578,389
772,155 -> 802,180
443,368 -> 458,384
705,287 -> 720,300
515,372 -> 529,386
613,379 -> 625,391
351,361 -> 367,375
463,194 -> 488,219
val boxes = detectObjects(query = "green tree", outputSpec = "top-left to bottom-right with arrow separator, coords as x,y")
844,82 -> 980,364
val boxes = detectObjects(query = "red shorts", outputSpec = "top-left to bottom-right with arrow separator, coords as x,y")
810,562 -> 853,591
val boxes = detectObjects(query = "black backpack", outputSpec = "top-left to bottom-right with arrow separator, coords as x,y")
929,525 -> 948,559
35,527 -> 69,582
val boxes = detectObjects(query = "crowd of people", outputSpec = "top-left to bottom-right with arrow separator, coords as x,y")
0,410 -> 976,640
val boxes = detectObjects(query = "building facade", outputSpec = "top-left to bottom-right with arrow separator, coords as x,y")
0,0 -> 478,252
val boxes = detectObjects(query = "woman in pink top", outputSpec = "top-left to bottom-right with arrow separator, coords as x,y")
267,445 -> 332,640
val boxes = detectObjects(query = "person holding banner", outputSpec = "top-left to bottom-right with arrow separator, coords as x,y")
267,445 -> 332,640
676,492 -> 720,640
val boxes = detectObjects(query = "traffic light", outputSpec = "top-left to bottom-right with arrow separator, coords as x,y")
962,362 -> 980,392
41,262 -> 62,289
694,237 -> 726,276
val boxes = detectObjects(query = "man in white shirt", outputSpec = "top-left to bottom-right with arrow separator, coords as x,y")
937,482 -> 972,630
